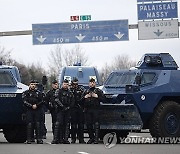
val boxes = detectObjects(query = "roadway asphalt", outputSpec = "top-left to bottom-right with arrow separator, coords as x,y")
0,114 -> 179,154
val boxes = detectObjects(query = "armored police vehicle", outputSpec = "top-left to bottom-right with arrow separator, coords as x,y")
0,63 -> 28,143
99,53 -> 180,139
59,65 -> 102,88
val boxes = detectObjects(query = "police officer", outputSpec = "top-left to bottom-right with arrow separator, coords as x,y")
22,80 -> 44,144
44,80 -> 59,135
70,78 -> 86,144
36,81 -> 47,139
84,78 -> 105,144
51,79 -> 74,144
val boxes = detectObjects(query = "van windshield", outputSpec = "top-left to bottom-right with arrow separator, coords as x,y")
105,72 -> 136,87
0,72 -> 16,86
63,67 -> 100,85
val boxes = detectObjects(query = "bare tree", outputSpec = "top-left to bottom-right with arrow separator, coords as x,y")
28,62 -> 46,82
0,45 -> 47,85
112,54 -> 136,70
48,45 -> 63,76
100,54 -> 137,82
100,63 -> 113,83
13,61 -> 31,84
0,46 -> 14,65
48,44 -> 89,77
63,45 -> 88,66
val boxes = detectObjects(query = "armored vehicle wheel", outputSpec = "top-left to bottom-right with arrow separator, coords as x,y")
150,101 -> 180,137
3,125 -> 27,143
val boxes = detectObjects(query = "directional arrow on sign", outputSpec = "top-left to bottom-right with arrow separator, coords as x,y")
75,34 -> 86,42
36,35 -> 46,43
154,29 -> 163,37
32,20 -> 129,45
114,32 -> 124,39
138,20 -> 179,40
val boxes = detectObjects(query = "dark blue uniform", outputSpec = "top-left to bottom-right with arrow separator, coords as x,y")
51,87 -> 74,144
70,85 -> 85,143
44,89 -> 57,134
22,88 -> 44,144
84,87 -> 105,144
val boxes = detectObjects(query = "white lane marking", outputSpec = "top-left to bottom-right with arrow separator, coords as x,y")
78,152 -> 90,154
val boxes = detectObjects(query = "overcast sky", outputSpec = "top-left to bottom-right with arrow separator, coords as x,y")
0,0 -> 180,70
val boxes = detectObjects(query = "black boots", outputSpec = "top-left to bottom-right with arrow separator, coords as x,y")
78,124 -> 85,143
26,123 -> 32,144
87,123 -> 99,144
71,124 -> 85,143
51,122 -> 70,144
36,122 -> 43,144
51,122 -> 60,144
87,124 -> 95,144
79,139 -> 86,144
59,124 -> 64,144
94,122 -> 99,144
71,124 -> 77,143
64,123 -> 70,144
27,122 -> 43,144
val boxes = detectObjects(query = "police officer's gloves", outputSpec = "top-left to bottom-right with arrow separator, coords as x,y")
85,93 -> 98,98
85,94 -> 91,98
91,93 -> 98,98
32,104 -> 37,109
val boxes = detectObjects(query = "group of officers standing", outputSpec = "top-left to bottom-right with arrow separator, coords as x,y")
22,77 -> 105,144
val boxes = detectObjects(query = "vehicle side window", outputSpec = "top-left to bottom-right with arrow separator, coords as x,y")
141,72 -> 156,85
107,74 -> 119,85
0,72 -> 15,85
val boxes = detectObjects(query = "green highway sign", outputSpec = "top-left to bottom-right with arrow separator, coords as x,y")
80,15 -> 91,21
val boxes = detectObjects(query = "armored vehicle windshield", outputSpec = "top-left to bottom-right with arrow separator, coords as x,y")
105,71 -> 136,87
0,71 -> 16,86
